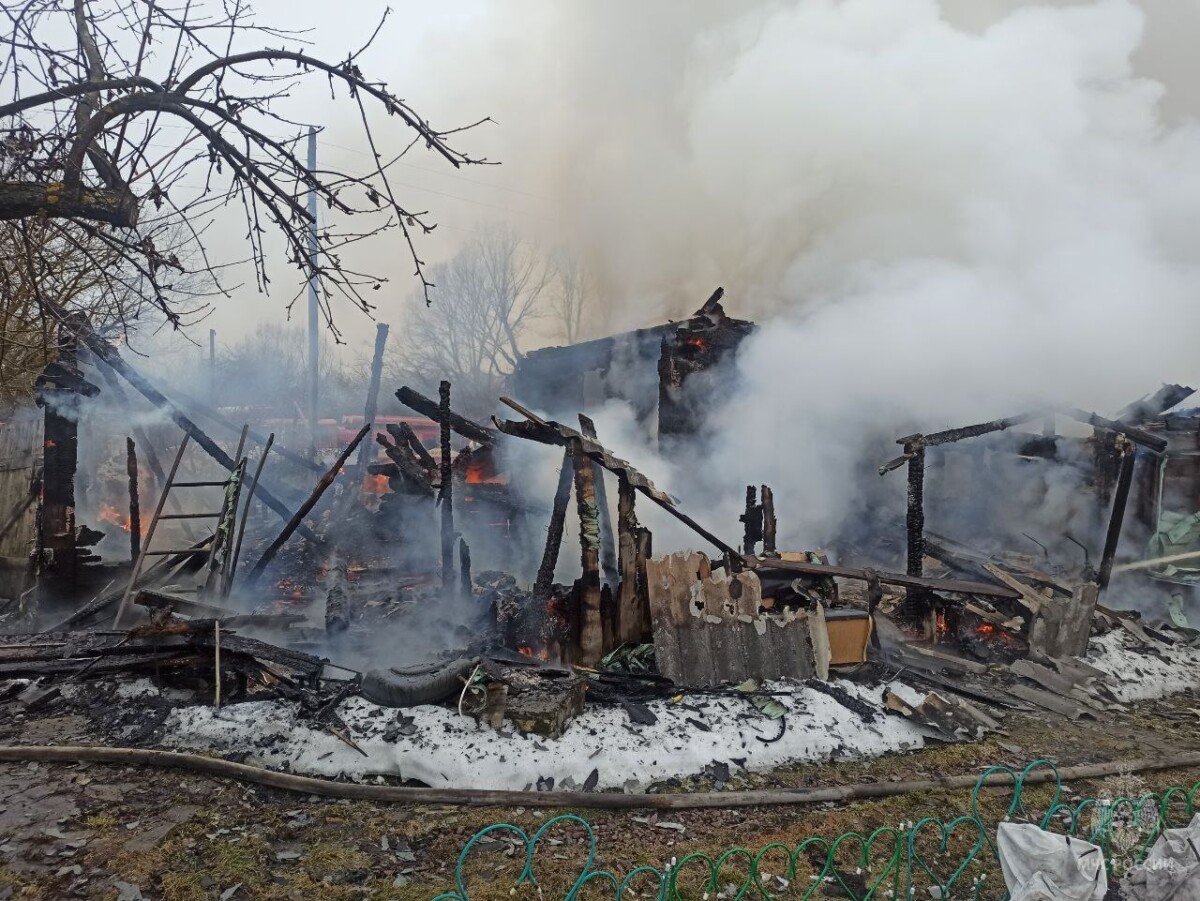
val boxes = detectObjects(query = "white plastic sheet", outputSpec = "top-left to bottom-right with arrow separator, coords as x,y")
996,822 -> 1107,901
1122,813 -> 1200,901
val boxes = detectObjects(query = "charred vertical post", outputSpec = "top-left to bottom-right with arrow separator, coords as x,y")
760,485 -> 776,556
740,485 -> 762,555
578,415 -> 618,589
325,556 -> 349,634
534,446 -> 574,601
245,424 -> 370,583
38,313 -> 90,596
355,323 -> 390,476
125,437 -> 141,561
571,436 -> 603,665
1098,436 -> 1137,591
616,476 -> 649,644
459,537 -> 472,602
905,446 -> 926,578
439,380 -> 455,596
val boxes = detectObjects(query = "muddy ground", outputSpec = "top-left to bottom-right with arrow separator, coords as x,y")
0,686 -> 1193,900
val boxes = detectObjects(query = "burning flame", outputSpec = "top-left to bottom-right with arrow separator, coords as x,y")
684,337 -> 708,349
363,474 -> 389,496
977,622 -> 996,637
517,646 -> 550,662
465,460 -> 508,486
97,502 -> 141,534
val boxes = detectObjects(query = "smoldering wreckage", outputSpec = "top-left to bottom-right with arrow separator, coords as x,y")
0,289 -> 1199,798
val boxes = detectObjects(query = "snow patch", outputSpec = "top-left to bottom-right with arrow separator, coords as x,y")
164,679 -> 925,792
1086,631 -> 1200,702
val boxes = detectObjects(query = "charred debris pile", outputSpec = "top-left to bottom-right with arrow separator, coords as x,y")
0,295 -> 1196,747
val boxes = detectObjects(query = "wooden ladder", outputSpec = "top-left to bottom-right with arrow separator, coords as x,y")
113,427 -> 249,627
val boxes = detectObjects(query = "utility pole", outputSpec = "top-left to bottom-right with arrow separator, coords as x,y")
208,329 -> 216,404
306,126 -> 320,456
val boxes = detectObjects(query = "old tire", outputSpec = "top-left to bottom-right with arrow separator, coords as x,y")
359,657 -> 478,708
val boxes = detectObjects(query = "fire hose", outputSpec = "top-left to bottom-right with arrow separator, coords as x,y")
0,745 -> 1196,810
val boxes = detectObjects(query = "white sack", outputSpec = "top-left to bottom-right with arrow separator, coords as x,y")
1122,812 -> 1200,901
996,822 -> 1107,901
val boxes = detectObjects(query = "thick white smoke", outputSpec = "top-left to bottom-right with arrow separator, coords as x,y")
434,0 -> 1200,554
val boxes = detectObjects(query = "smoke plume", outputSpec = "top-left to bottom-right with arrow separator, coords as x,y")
431,0 -> 1200,554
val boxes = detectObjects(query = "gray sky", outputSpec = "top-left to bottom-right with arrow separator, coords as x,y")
193,0 -> 1200,361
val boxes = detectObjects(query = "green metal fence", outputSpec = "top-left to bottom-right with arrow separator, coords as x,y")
430,759 -> 1200,900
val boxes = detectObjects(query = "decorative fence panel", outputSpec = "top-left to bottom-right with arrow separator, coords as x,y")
430,759 -> 1200,900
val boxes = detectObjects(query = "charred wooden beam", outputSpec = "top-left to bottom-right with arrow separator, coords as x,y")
760,485 -> 777,556
227,433 -> 273,593
696,286 -> 725,316
439,382 -> 456,596
375,434 -> 434,496
748,557 -> 1022,600
396,386 -> 493,445
325,558 -> 349,634
387,422 -> 437,471
496,397 -> 742,559
878,412 -> 1044,475
37,314 -> 88,595
906,446 -> 926,579
571,437 -> 604,666
125,438 -> 141,562
1098,436 -> 1136,591
355,323 -> 390,475
578,415 -> 618,589
740,485 -> 762,555
1116,384 -> 1195,424
534,446 -> 574,602
1064,408 -> 1168,453
245,424 -> 370,584
82,331 -> 322,546
459,538 -> 473,603
615,477 -> 650,645
94,365 -> 196,541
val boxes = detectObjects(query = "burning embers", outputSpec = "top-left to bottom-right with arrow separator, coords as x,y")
657,287 -> 755,447
96,501 -> 145,536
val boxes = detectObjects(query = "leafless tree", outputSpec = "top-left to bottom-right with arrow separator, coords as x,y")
389,226 -> 550,419
0,216 -> 157,409
548,249 -> 594,345
0,0 -> 489,341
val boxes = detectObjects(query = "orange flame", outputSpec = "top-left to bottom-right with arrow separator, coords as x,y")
517,646 -> 549,662
97,502 -> 140,534
465,460 -> 508,486
977,622 -> 996,637
363,473 -> 389,496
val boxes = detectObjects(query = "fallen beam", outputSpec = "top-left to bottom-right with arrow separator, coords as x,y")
81,332 -> 322,546
749,557 -> 1022,600
496,397 -> 742,559
245,425 -> 370,583
396,386 -> 492,445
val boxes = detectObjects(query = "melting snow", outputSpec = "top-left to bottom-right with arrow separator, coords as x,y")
165,679 -> 926,792
1086,630 -> 1200,702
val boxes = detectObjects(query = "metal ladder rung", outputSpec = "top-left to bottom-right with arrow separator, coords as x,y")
171,480 -> 229,488
142,548 -> 212,556
157,512 -> 221,520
